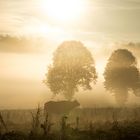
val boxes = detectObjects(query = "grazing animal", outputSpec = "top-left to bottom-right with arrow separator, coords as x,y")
44,100 -> 80,114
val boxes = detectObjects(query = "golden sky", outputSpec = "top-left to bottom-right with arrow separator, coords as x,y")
0,0 -> 140,41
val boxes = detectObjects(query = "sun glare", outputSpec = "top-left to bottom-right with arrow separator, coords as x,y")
42,0 -> 85,23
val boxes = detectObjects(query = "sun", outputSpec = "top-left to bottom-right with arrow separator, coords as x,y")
41,0 -> 85,23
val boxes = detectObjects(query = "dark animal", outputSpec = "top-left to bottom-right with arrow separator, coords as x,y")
44,100 -> 80,114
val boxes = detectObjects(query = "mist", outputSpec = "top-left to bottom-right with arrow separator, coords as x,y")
0,36 -> 140,109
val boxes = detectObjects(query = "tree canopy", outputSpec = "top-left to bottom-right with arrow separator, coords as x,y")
104,49 -> 140,104
44,41 -> 97,100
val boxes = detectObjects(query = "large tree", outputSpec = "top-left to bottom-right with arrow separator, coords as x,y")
104,49 -> 140,105
44,41 -> 97,100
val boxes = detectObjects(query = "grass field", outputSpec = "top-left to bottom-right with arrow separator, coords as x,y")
0,107 -> 140,140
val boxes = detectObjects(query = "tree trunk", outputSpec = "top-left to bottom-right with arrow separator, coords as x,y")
64,89 -> 75,100
114,88 -> 128,106
64,83 -> 75,100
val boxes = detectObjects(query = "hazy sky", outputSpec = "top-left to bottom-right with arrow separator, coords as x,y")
0,0 -> 140,41
0,0 -> 140,109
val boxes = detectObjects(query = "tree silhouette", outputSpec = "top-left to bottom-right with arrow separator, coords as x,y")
104,49 -> 140,105
44,41 -> 97,100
